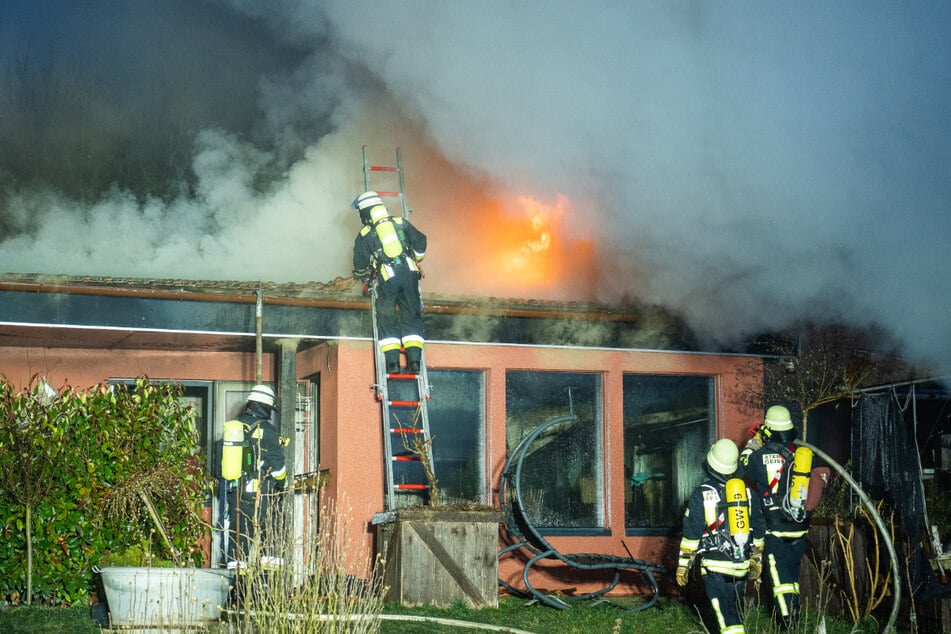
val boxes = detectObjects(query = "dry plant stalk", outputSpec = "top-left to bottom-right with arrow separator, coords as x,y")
832,503 -> 893,623
395,406 -> 440,506
227,489 -> 386,633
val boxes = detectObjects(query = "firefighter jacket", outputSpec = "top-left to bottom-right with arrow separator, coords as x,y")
352,208 -> 427,284
741,441 -> 809,538
236,408 -> 287,494
679,474 -> 765,578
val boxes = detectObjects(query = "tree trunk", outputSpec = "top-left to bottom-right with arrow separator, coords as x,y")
26,504 -> 33,605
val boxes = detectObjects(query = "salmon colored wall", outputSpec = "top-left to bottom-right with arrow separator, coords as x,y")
0,347 -> 275,388
422,343 -> 761,595
0,340 -> 761,596
304,339 -> 762,594
296,340 -> 385,576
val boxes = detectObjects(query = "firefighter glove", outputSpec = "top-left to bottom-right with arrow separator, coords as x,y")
748,550 -> 763,582
273,476 -> 286,493
745,434 -> 763,453
675,565 -> 690,587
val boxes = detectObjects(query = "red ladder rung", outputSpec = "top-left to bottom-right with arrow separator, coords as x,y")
395,483 -> 428,491
369,165 -> 398,172
391,427 -> 424,434
375,191 -> 399,197
389,400 -> 420,407
392,455 -> 421,462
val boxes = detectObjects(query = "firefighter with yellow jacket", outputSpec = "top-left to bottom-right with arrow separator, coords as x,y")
740,404 -> 813,630
352,191 -> 428,375
677,438 -> 765,634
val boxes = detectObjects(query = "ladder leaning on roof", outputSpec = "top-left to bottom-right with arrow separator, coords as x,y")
362,145 -> 435,510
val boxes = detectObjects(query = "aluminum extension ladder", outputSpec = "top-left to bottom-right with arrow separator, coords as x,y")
363,146 -> 435,511
363,145 -> 412,219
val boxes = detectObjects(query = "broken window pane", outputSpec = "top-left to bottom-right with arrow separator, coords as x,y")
624,374 -> 714,532
505,371 -> 603,530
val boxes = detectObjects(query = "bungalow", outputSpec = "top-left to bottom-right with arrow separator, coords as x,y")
0,272 -> 763,601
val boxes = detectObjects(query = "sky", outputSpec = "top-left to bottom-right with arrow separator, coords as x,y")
1,1 -> 949,375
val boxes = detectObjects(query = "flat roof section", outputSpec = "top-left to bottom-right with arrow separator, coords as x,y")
0,273 -> 702,353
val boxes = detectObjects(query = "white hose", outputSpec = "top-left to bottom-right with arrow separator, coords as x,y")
377,614 -> 537,633
224,610 -> 538,633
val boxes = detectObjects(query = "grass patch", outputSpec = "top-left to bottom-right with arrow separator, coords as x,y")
378,596 -> 893,634
0,596 -> 903,633
378,596 -> 695,633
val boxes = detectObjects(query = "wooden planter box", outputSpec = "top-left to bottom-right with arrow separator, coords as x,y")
374,507 -> 502,607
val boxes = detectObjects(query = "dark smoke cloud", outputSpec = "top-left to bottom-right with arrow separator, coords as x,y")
1,1 -> 949,376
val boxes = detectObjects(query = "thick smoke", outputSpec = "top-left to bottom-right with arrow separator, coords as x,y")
1,1 -> 949,375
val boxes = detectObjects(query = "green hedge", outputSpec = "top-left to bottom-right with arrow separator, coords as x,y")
0,377 -> 207,605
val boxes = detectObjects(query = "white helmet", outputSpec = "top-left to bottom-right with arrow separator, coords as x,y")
247,384 -> 276,408
706,438 -> 739,475
764,405 -> 794,432
353,190 -> 384,212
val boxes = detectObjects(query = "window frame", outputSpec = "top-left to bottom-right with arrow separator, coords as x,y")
622,373 -> 716,537
504,369 -> 606,535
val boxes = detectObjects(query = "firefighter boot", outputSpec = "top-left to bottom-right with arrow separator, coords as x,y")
384,350 -> 400,375
405,348 -> 421,375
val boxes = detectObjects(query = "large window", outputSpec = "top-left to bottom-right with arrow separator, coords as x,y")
505,371 -> 603,532
623,374 -> 714,534
427,370 -> 487,504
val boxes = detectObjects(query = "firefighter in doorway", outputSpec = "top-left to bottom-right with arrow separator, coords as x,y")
220,384 -> 288,569
352,190 -> 428,374
677,438 -> 765,634
740,404 -> 812,630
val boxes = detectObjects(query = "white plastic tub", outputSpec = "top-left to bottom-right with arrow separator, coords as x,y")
98,566 -> 234,628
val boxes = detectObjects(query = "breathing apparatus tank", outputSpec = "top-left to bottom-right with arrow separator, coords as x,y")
725,477 -> 750,555
221,419 -> 245,481
374,217 -> 405,260
788,446 -> 814,511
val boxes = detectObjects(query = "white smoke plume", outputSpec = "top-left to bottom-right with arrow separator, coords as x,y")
1,1 -> 949,375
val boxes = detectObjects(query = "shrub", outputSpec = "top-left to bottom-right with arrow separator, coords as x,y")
0,377 -> 206,605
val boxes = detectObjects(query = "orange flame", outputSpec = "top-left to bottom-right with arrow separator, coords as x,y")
439,192 -> 596,300
496,194 -> 563,284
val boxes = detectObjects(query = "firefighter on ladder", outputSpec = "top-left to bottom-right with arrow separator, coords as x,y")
740,404 -> 813,630
352,190 -> 428,374
677,438 -> 765,634
221,384 -> 288,570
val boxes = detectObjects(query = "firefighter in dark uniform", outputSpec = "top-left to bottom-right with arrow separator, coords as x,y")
677,438 -> 765,634
740,404 -> 809,630
222,384 -> 288,570
352,190 -> 428,374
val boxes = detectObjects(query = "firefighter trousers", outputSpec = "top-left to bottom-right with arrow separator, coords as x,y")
764,532 -> 807,628
375,264 -> 423,365
228,483 -> 286,567
699,569 -> 748,634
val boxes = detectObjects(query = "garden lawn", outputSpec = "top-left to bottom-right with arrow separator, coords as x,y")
0,596 -> 894,633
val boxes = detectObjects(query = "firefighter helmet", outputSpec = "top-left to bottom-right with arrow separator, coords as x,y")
764,405 -> 793,432
247,384 -> 276,408
353,190 -> 384,212
707,438 -> 739,475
